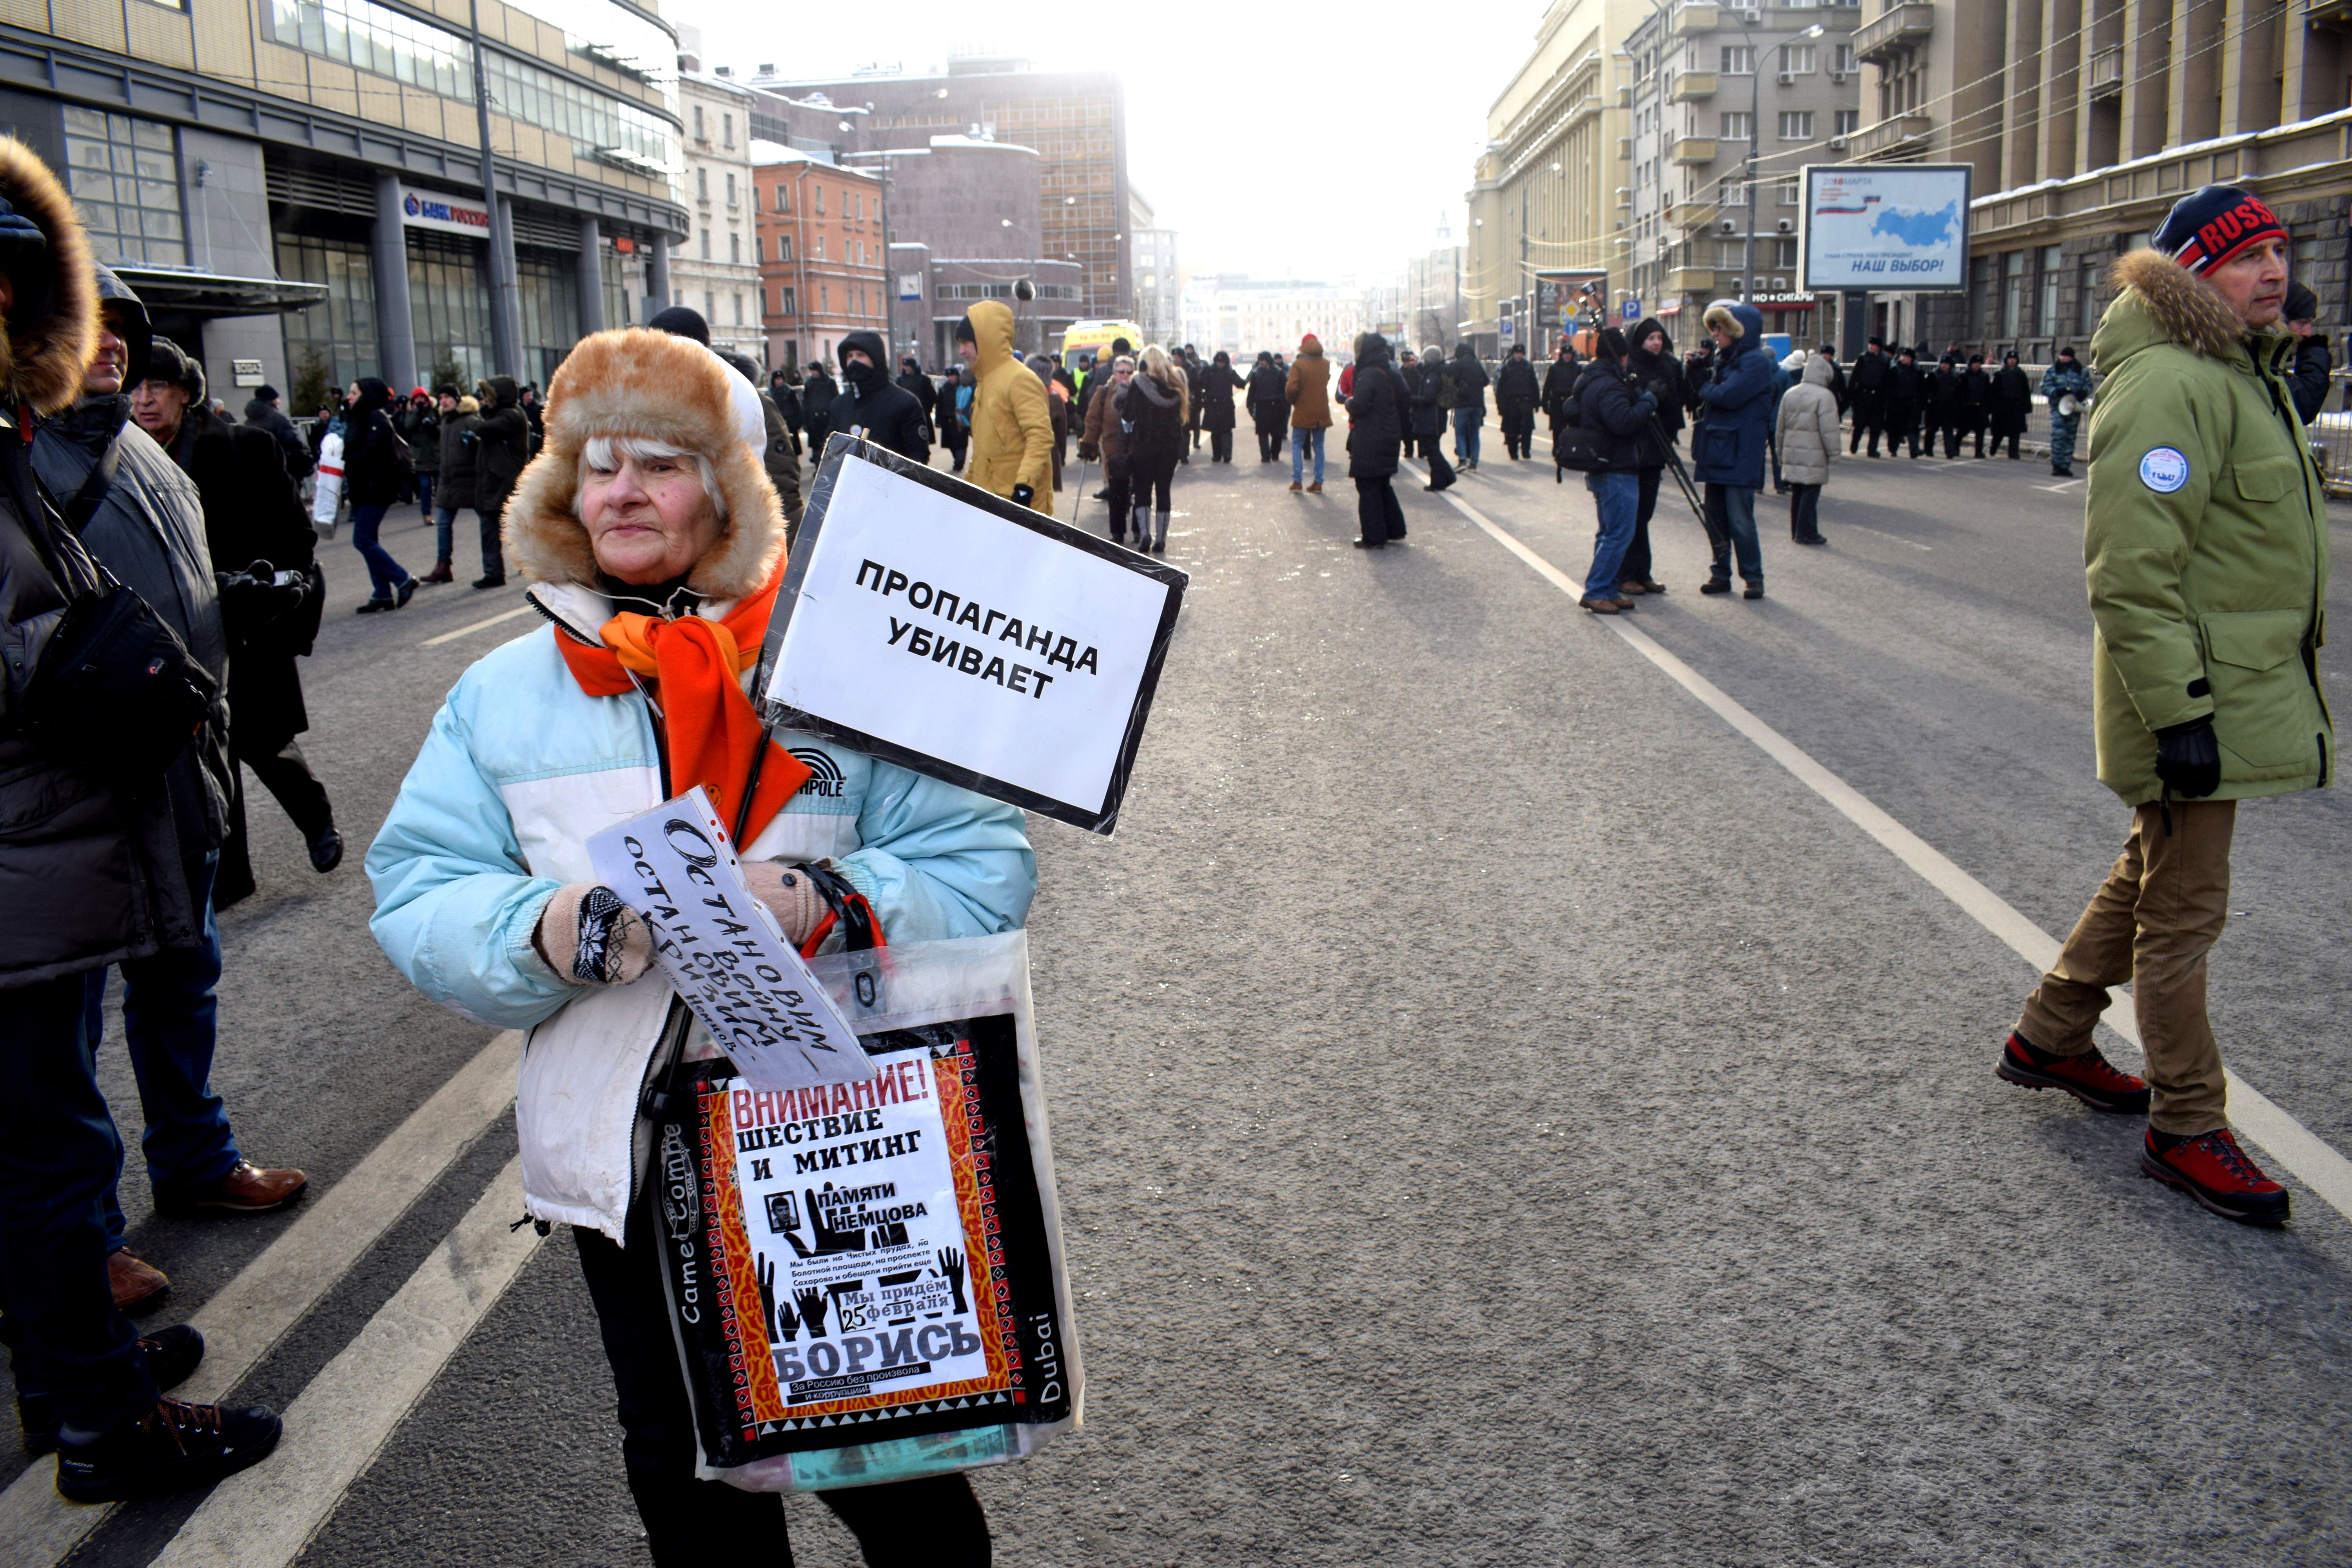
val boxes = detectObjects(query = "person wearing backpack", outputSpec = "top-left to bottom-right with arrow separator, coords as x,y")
1569,326 -> 1656,613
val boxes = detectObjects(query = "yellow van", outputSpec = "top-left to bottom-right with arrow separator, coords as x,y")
1062,319 -> 1146,368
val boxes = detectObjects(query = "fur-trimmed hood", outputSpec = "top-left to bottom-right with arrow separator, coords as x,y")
2094,248 -> 2255,372
0,137 -> 97,414
503,327 -> 782,602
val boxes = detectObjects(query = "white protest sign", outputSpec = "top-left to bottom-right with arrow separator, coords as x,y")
586,786 -> 874,1091
762,443 -> 1185,833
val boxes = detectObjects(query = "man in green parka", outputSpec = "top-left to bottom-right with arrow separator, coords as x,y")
1995,186 -> 2327,1226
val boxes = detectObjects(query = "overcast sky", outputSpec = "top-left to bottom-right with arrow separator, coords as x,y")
672,0 -> 1548,280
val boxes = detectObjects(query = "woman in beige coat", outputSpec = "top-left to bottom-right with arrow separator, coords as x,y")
1774,351 -> 1840,545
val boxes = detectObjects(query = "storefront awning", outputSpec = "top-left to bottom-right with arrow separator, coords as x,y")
112,267 -> 332,319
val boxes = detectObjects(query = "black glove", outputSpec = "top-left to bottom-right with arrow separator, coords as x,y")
1011,483 -> 1034,506
459,428 -> 478,447
1632,392 -> 1658,417
214,559 -> 307,638
2154,717 -> 2221,799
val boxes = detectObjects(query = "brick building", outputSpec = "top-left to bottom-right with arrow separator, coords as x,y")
752,146 -> 887,373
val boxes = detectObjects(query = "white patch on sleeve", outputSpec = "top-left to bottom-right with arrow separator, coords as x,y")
2138,446 -> 2190,494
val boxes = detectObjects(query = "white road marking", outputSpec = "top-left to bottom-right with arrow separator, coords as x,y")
418,604 -> 533,648
1410,466 -> 2352,1227
0,1031 -> 523,1568
153,1157 -> 544,1568
2035,479 -> 2085,494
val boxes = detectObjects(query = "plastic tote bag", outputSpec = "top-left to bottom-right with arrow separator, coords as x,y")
310,429 -> 344,538
651,928 -> 1083,1493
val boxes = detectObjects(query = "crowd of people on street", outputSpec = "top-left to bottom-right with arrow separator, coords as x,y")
0,94 -> 2333,1556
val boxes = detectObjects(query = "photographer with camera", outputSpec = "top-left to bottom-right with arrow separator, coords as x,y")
0,136 -> 286,1502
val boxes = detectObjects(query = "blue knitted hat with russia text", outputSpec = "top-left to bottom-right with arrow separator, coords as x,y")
2151,184 -> 2286,276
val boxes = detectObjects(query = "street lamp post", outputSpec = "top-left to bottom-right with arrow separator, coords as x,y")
1737,20 -> 1823,313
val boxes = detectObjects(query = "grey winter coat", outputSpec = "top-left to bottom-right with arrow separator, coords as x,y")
0,137 -> 203,987
1774,354 -> 1842,486
32,399 -> 234,859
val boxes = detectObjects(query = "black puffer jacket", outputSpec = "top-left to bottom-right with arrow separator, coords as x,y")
1624,318 -> 1686,462
1449,344 -> 1490,414
472,374 -> 532,514
1124,367 -> 1187,460
1541,353 -> 1581,431
172,405 -> 320,748
1246,358 -> 1287,422
1197,354 -> 1244,430
1573,357 -> 1655,474
827,330 -> 932,464
1403,358 -> 1446,439
1344,336 -> 1406,479
243,394 -> 312,479
2284,333 -> 2332,423
342,378 -> 406,506
1495,353 -> 1540,419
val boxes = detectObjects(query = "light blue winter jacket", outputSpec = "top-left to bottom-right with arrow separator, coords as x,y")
367,579 -> 1036,1238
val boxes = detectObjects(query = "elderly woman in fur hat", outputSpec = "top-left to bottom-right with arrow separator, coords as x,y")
367,327 -> 1031,1562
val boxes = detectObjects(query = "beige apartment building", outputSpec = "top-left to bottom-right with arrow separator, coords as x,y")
1464,0 -> 1648,356
1849,0 -> 2352,356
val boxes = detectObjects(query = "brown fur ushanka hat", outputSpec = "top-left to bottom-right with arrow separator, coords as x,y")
504,327 -> 784,601
0,136 -> 98,415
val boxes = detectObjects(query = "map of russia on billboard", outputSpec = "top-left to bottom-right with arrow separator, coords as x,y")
1801,164 -> 1973,294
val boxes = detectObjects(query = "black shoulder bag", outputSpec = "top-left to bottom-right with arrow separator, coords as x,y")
13,441 -> 220,781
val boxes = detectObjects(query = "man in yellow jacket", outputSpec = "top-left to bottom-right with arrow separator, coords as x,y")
956,300 -> 1054,512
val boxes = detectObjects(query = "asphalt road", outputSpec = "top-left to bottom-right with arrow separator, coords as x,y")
15,420 -> 2352,1566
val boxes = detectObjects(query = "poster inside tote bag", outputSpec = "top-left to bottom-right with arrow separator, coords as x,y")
758,435 -> 1186,834
659,930 -> 1082,1493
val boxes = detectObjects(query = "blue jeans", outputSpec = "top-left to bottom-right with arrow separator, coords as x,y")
1705,483 -> 1763,585
1453,407 -> 1482,465
415,470 -> 435,517
1290,426 -> 1325,485
2,975 -> 162,1427
433,504 -> 458,565
350,502 -> 408,600
82,852 -> 240,1246
1584,470 -> 1639,598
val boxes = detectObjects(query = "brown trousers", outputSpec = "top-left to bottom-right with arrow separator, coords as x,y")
2016,800 -> 2235,1135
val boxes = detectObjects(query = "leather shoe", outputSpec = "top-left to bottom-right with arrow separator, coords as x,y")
307,827 -> 343,873
109,1249 -> 171,1314
156,1161 -> 308,1216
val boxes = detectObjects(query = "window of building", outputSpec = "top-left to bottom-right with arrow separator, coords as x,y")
780,285 -> 797,315
2079,259 -> 2102,336
700,227 -> 710,260
1780,45 -> 1815,74
2039,245 -> 2063,336
775,183 -> 791,211
704,290 -> 715,321
723,113 -> 733,148
62,108 -> 184,266
779,233 -> 793,261
1835,109 -> 1860,135
815,185 -> 825,215
697,167 -> 708,200
406,228 -> 493,387
753,234 -> 763,263
726,172 -> 736,207
275,229 -> 379,391
733,292 -> 743,325
1720,112 -> 1753,140
820,282 -> 828,312
265,0 -> 469,96
1779,179 -> 1800,205
813,234 -> 824,259
729,231 -> 740,263
1833,44 -> 1854,73
1720,45 -> 1755,74
1778,111 -> 1813,140
693,106 -> 704,142
2003,249 -> 2028,338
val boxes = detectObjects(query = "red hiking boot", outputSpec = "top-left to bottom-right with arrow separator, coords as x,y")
2140,1127 -> 2290,1225
1994,1032 -> 2151,1114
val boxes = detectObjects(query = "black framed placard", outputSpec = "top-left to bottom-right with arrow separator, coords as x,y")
757,436 -> 1187,835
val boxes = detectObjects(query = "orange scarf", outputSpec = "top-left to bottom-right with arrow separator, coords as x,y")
555,566 -> 811,844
